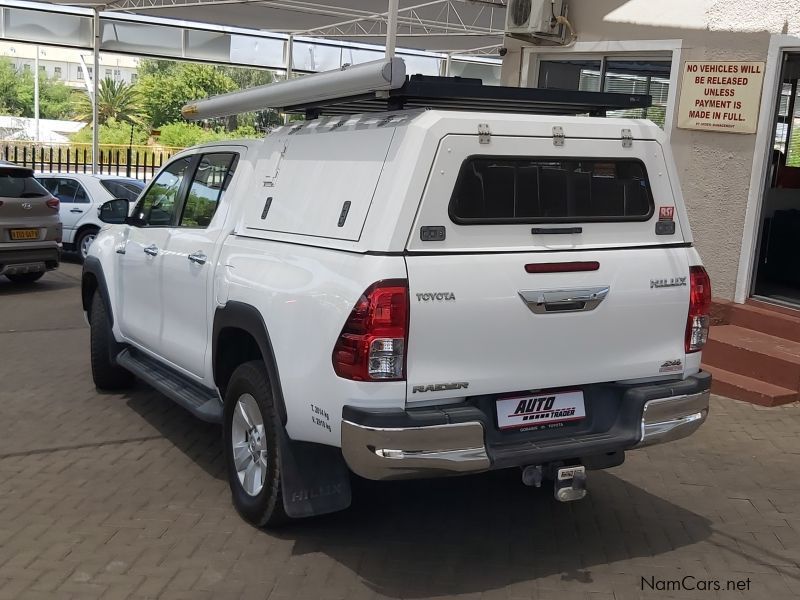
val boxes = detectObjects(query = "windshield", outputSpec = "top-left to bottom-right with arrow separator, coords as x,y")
100,179 -> 145,202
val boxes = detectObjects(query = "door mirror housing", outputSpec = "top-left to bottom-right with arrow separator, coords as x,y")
98,198 -> 130,224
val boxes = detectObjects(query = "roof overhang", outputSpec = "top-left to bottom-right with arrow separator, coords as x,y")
34,0 -> 508,54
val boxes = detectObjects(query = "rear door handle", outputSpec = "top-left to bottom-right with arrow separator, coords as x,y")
518,286 -> 610,314
188,251 -> 207,265
70,208 -> 84,213
143,244 -> 159,257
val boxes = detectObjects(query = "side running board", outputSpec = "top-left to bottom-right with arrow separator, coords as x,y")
116,348 -> 223,423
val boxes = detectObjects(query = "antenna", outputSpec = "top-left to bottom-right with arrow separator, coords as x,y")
182,58 -> 406,121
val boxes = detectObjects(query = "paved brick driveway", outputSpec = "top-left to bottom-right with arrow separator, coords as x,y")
0,261 -> 799,600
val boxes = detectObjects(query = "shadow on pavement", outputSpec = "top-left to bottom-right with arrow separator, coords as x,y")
123,383 -> 226,481
0,275 -> 76,296
278,471 -> 713,597
126,386 -> 713,597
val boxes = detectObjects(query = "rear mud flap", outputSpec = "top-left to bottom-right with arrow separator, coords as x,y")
277,427 -> 352,518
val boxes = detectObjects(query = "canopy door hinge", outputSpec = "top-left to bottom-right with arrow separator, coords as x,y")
621,128 -> 633,148
553,126 -> 565,147
478,123 -> 491,144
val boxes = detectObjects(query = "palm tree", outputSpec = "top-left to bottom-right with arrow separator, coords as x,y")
73,78 -> 145,127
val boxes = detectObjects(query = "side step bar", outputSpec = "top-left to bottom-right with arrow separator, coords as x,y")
116,348 -> 223,423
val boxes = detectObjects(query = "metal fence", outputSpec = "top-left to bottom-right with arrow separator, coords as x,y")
0,143 -> 180,181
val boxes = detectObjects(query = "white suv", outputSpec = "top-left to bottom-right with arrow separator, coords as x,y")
82,106 -> 712,527
36,173 -> 144,261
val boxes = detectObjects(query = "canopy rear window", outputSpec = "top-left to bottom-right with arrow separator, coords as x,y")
449,157 -> 654,224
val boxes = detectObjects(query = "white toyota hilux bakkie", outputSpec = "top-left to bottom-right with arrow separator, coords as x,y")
83,90 -> 712,526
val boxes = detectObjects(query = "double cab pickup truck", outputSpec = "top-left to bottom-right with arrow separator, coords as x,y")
83,104 -> 712,526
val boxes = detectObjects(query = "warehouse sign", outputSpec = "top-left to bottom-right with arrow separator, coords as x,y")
677,61 -> 765,134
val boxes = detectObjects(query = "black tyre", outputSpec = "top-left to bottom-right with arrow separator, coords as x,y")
223,361 -> 288,528
76,227 -> 99,263
90,293 -> 134,390
5,272 -> 44,284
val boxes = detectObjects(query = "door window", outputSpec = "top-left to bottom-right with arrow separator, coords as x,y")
130,157 -> 192,227
179,153 -> 238,228
39,178 -> 90,204
38,178 -> 58,196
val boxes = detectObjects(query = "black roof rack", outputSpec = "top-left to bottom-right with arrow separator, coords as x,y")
285,74 -> 652,119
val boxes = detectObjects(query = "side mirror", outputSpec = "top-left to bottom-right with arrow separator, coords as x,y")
98,198 -> 130,224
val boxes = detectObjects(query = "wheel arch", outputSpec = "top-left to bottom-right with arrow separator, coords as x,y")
76,222 -> 101,238
82,256 -> 114,325
213,302 -> 288,425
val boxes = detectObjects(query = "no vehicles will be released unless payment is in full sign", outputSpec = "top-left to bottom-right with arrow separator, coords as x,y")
677,61 -> 765,134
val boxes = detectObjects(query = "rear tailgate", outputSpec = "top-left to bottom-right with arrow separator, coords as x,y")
405,133 -> 691,403
0,166 -> 57,242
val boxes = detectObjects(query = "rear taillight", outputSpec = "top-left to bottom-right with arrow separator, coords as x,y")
333,280 -> 408,381
46,196 -> 59,210
686,266 -> 711,353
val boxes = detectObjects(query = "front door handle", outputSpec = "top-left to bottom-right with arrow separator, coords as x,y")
143,244 -> 159,257
188,251 -> 207,265
518,286 -> 610,314
70,208 -> 84,213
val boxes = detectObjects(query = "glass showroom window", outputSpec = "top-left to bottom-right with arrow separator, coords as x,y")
537,57 -> 672,128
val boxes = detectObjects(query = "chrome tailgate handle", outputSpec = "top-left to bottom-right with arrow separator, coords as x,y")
518,286 -> 610,314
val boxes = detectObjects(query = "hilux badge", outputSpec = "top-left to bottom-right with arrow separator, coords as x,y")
650,277 -> 687,288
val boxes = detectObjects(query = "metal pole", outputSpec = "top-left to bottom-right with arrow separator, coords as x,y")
286,34 -> 294,79
784,77 -> 799,163
33,46 -> 39,142
283,34 -> 293,125
385,0 -> 399,59
92,8 -> 100,175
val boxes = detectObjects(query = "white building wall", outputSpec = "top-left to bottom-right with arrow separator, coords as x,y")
0,42 -> 139,88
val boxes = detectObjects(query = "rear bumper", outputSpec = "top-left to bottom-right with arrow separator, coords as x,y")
0,243 -> 60,275
342,372 -> 710,480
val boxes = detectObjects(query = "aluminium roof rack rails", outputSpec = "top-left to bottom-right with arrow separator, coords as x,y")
182,57 -> 651,122
288,74 -> 652,119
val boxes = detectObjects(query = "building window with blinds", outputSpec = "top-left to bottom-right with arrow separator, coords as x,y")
537,58 -> 672,128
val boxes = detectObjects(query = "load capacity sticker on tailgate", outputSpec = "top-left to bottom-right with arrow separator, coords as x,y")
496,390 -> 586,431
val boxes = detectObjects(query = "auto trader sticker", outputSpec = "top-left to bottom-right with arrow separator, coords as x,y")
496,390 -> 586,431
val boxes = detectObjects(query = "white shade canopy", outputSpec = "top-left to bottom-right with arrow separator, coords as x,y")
35,0 -> 507,54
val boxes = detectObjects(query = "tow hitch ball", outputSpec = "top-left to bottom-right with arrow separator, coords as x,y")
521,464 -> 588,502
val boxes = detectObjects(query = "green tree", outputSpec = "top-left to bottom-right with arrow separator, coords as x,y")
0,57 -> 74,120
71,117 -> 149,146
136,60 -> 238,128
72,78 -> 145,127
216,65 -> 280,130
156,121 -> 257,148
40,79 -> 73,120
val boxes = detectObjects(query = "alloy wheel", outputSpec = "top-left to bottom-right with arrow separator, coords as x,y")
80,233 -> 96,259
231,393 -> 268,496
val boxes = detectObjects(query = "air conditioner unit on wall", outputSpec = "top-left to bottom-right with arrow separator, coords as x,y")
505,0 -> 564,36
